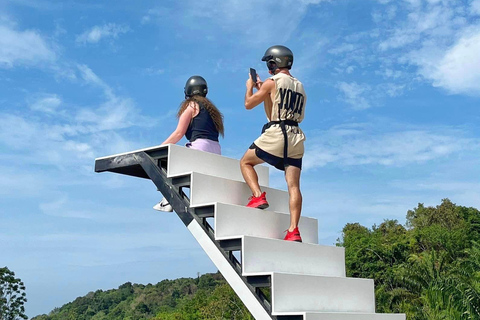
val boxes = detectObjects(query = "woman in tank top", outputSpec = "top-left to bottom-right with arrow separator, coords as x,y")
153,75 -> 224,211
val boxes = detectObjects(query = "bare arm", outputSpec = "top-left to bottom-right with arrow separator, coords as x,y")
244,76 -> 275,110
161,103 -> 196,145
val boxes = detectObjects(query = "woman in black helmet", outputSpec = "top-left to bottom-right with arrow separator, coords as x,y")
154,75 -> 224,211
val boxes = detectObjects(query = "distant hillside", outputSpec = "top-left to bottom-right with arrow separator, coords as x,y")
31,272 -> 254,320
31,199 -> 480,319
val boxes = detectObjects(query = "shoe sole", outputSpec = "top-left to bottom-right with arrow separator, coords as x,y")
256,203 -> 269,209
153,206 -> 173,212
246,202 -> 269,210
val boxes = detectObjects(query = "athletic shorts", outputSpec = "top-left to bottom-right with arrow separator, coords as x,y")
250,123 -> 305,171
186,138 -> 221,155
250,143 -> 302,171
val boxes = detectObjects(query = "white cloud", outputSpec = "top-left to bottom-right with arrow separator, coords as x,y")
304,122 -> 479,169
145,0 -> 329,45
337,82 -> 372,109
429,28 -> 480,94
76,64 -> 154,131
76,23 -> 130,45
373,0 -> 480,96
378,4 -> 457,51
143,67 -> 165,75
472,0 -> 480,15
0,65 -> 152,169
0,113 -> 38,149
379,83 -> 406,97
0,24 -> 56,68
39,196 -> 96,219
328,43 -> 356,55
77,64 -> 113,97
29,94 -> 62,114
142,7 -> 170,24
0,165 -> 45,197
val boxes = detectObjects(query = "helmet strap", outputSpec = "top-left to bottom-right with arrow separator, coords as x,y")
267,61 -> 278,75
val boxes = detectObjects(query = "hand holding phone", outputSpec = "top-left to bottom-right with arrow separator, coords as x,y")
249,68 -> 257,84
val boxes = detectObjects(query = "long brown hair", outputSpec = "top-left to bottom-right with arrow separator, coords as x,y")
177,95 -> 224,137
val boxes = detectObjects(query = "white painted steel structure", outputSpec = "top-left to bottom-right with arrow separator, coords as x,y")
189,172 -> 289,211
214,203 -> 318,244
95,145 -> 406,320
303,313 -> 406,320
241,236 -> 345,277
166,144 -> 269,185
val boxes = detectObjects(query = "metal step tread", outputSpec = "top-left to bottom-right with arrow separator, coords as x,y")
278,312 -> 406,319
190,172 -> 289,212
270,272 -> 375,314
213,202 -> 318,244
241,235 -> 345,277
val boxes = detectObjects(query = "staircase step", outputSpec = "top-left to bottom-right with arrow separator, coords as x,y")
187,218 -> 272,320
190,173 -> 289,212
167,144 -> 269,185
213,203 -> 318,244
271,273 -> 375,314
96,145 -> 406,320
303,313 -> 405,319
278,313 -> 405,320
242,236 -> 344,277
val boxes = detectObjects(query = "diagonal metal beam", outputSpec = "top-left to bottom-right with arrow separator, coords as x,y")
128,151 -> 276,319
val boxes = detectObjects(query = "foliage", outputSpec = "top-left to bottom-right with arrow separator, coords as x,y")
32,198 -> 480,320
0,267 -> 28,320
338,198 -> 480,319
32,272 -> 252,320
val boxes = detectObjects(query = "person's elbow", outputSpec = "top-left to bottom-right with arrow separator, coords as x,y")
173,131 -> 184,140
244,99 -> 255,110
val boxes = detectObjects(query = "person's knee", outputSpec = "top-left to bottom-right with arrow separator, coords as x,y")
285,176 -> 300,189
288,185 -> 301,196
241,150 -> 258,167
240,156 -> 250,167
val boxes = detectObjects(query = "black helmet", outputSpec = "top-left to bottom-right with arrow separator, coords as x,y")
261,45 -> 294,73
184,75 -> 208,98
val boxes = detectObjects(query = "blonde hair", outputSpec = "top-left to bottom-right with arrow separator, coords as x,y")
177,96 -> 224,137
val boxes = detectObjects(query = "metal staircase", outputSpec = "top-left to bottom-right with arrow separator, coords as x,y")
94,144 -> 405,320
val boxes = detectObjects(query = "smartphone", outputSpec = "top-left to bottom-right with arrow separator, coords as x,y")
249,68 -> 257,84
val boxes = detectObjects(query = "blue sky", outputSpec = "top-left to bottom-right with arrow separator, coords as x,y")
1,0 -> 480,317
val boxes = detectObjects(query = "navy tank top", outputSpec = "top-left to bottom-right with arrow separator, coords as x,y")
185,102 -> 219,142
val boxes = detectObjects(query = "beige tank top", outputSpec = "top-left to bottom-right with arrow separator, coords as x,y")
253,72 -> 307,160
269,73 -> 306,122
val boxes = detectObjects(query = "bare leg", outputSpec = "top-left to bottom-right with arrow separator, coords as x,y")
240,149 -> 265,197
284,165 -> 302,232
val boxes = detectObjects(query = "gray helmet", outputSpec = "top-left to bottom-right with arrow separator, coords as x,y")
184,75 -> 208,98
261,45 -> 294,73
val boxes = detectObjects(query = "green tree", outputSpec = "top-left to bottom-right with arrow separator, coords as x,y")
199,284 -> 253,320
0,267 -> 27,320
447,241 -> 480,319
406,199 -> 470,256
395,250 -> 462,319
339,199 -> 480,319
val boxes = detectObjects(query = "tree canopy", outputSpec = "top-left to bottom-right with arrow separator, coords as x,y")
32,272 -> 253,320
338,198 -> 480,319
0,266 -> 28,320
32,198 -> 480,319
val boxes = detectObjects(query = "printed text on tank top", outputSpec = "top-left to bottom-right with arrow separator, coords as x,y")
277,87 -> 304,117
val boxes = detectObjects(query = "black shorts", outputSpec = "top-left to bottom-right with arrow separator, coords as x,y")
249,143 -> 302,171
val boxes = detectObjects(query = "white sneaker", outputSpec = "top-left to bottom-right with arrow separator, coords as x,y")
153,197 -> 173,212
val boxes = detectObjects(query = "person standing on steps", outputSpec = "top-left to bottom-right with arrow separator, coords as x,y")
240,45 -> 306,242
153,75 -> 224,212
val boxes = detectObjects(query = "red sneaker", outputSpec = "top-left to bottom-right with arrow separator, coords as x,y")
246,192 -> 269,209
284,227 -> 302,242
